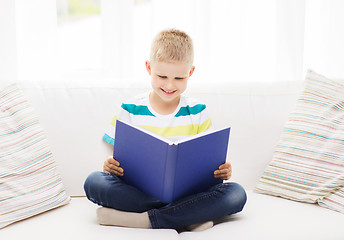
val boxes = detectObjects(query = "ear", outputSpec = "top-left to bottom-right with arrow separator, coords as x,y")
145,60 -> 152,75
188,66 -> 195,77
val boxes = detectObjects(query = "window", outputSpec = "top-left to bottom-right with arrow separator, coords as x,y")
56,0 -> 102,79
3,0 -> 344,83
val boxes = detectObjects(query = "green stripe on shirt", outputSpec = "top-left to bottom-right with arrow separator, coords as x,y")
121,104 -> 155,116
175,104 -> 206,117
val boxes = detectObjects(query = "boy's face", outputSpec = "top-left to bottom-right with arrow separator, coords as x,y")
146,61 -> 195,105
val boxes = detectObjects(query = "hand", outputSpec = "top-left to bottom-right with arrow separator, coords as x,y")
103,156 -> 124,176
214,162 -> 232,180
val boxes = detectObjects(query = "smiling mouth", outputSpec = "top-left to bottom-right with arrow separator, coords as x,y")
161,89 -> 177,95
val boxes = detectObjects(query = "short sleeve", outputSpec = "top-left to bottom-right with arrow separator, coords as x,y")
103,104 -> 131,145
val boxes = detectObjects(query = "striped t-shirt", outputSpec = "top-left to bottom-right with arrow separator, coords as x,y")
103,92 -> 212,145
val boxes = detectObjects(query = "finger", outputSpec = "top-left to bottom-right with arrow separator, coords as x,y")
104,165 -> 124,176
214,168 -> 230,175
106,162 -> 122,171
104,158 -> 124,176
214,171 -> 231,177
221,174 -> 231,180
105,157 -> 122,171
214,174 -> 230,180
215,172 -> 231,180
103,164 -> 112,173
111,165 -> 124,175
219,162 -> 231,170
214,169 -> 231,179
115,169 -> 124,177
108,157 -> 120,166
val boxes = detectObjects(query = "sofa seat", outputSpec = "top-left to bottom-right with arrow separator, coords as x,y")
1,191 -> 343,240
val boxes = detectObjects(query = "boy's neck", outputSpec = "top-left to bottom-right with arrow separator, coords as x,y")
149,91 -> 180,115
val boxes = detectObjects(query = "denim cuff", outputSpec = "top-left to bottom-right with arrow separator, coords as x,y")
147,209 -> 159,229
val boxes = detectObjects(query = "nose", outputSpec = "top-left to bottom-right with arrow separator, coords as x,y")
165,78 -> 174,90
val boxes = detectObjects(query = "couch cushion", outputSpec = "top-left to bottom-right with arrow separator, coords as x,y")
255,69 -> 344,205
318,186 -> 344,214
1,192 -> 343,240
0,84 -> 70,229
0,197 -> 179,240
179,191 -> 344,240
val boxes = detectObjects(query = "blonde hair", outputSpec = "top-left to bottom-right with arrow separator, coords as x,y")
150,29 -> 194,65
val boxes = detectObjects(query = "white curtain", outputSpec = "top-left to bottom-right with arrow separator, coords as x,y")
0,0 -> 57,82
1,0 -> 344,84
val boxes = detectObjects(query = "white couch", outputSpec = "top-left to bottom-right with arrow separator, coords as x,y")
1,80 -> 343,240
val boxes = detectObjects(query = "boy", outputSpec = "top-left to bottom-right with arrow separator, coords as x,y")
84,29 -> 246,231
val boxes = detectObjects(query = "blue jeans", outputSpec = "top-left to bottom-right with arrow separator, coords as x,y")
84,171 -> 247,230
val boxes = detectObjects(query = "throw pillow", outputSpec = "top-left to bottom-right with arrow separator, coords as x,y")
255,69 -> 344,205
0,84 -> 70,229
318,186 -> 344,214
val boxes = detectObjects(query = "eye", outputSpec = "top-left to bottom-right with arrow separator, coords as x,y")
157,75 -> 167,79
175,77 -> 186,80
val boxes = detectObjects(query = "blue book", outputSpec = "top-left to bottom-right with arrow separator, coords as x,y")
113,120 -> 231,203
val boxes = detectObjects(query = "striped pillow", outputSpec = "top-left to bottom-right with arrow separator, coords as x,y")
318,186 -> 344,213
0,84 -> 70,229
255,70 -> 344,207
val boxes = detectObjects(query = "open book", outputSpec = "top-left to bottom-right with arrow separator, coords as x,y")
113,120 -> 231,203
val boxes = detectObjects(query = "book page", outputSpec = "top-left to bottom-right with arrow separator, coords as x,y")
175,126 -> 231,145
117,119 -> 230,146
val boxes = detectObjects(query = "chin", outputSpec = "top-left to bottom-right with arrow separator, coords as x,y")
160,94 -> 180,103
